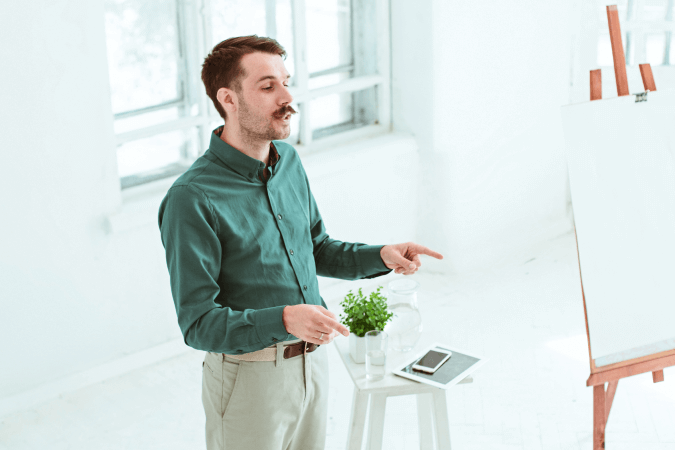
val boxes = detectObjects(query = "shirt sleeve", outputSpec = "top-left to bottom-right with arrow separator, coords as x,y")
158,184 -> 291,354
302,174 -> 393,280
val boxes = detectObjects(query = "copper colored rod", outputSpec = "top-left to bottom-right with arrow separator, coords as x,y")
606,5 -> 629,96
590,69 -> 602,100
639,63 -> 657,91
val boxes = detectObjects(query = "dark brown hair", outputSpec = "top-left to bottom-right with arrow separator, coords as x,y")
201,35 -> 286,120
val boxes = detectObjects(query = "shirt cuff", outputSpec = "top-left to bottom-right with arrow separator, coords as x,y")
253,305 -> 291,345
358,244 -> 390,272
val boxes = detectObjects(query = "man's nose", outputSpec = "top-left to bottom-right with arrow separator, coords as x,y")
279,84 -> 293,105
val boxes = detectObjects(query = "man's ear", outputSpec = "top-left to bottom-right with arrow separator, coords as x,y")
216,87 -> 237,115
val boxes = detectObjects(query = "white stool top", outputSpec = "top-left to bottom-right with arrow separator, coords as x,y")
331,335 -> 472,395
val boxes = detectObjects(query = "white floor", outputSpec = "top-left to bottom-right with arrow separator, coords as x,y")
0,230 -> 673,450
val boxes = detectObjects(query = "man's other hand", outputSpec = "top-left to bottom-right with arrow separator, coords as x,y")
282,304 -> 349,345
380,242 -> 444,275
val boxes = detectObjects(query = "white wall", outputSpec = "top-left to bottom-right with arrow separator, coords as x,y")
0,0 -> 418,405
1,0 -> 624,411
0,0 -> 130,399
392,0 -> 579,273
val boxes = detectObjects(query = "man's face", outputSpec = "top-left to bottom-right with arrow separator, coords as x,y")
233,52 -> 296,141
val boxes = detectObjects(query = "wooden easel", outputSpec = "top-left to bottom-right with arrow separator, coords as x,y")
579,5 -> 675,450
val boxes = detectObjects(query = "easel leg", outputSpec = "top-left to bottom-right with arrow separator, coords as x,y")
605,380 -> 618,420
593,384 -> 606,450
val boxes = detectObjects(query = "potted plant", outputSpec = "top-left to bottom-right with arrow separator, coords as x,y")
339,286 -> 394,363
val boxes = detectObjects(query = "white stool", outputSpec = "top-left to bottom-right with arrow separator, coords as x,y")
333,337 -> 472,450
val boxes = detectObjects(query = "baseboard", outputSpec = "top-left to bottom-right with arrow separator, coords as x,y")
0,338 -> 190,419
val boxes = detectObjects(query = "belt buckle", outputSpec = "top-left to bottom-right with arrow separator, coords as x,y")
304,341 -> 318,356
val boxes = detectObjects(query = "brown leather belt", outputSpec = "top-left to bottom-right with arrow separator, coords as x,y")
223,341 -> 320,362
286,341 -> 319,358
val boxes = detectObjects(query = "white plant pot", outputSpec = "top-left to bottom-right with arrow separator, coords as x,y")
349,333 -> 366,363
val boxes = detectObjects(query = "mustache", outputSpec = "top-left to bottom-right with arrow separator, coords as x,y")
272,104 -> 297,119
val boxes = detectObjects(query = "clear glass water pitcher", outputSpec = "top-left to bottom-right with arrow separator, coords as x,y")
384,279 -> 422,352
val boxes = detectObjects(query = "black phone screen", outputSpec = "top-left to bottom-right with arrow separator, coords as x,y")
417,350 -> 449,368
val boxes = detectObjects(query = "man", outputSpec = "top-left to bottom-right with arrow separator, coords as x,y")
158,35 -> 443,450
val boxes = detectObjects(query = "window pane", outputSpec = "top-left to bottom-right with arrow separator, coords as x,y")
597,32 -> 632,66
306,0 -> 352,74
309,71 -> 351,89
646,32 -> 667,65
104,0 -> 182,115
311,86 -> 377,140
642,0 -> 668,21
625,32 -> 635,65
597,0 -> 628,22
211,0 -> 266,44
597,34 -> 616,66
116,128 -> 199,178
210,0 -> 295,79
311,93 -> 351,131
114,107 -> 180,134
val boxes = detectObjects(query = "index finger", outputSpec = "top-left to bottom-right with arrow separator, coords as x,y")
317,305 -> 337,320
323,316 -> 349,336
413,243 -> 444,260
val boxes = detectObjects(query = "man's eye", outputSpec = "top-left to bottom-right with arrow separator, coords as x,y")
263,86 -> 272,90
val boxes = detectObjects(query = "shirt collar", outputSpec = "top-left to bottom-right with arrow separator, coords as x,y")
207,126 -> 281,182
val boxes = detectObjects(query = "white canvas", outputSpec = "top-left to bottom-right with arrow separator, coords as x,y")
561,89 -> 675,362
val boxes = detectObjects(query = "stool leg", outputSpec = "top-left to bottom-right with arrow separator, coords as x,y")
347,388 -> 369,450
417,392 -> 435,450
432,389 -> 451,449
367,394 -> 388,449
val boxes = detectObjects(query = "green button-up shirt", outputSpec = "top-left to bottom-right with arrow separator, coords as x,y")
158,128 -> 392,355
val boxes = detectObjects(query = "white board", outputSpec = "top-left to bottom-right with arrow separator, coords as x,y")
561,89 -> 675,365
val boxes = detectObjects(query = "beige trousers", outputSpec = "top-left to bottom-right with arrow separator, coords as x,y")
201,339 -> 329,450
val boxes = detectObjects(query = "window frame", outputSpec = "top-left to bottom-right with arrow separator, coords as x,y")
572,0 -> 674,104
592,0 -> 674,80
596,0 -> 675,67
109,0 -> 392,189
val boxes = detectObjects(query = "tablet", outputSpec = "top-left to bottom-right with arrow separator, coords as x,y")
391,342 -> 487,389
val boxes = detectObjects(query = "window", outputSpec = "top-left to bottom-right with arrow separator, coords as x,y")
104,0 -> 391,189
595,0 -> 674,67
574,0 -> 675,102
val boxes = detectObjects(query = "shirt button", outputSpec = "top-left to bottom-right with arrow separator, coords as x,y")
303,285 -> 308,290
248,172 -> 253,177
290,249 -> 294,255
277,214 -> 282,220
237,350 -> 243,354
272,338 -> 278,341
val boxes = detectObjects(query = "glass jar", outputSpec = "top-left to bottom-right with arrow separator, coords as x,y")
384,279 -> 422,352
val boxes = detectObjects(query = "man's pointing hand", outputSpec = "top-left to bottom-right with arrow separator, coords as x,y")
380,242 -> 443,275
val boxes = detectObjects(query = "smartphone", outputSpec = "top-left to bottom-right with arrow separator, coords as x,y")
412,348 -> 452,374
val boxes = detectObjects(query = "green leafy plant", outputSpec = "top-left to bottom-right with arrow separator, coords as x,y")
339,286 -> 394,338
